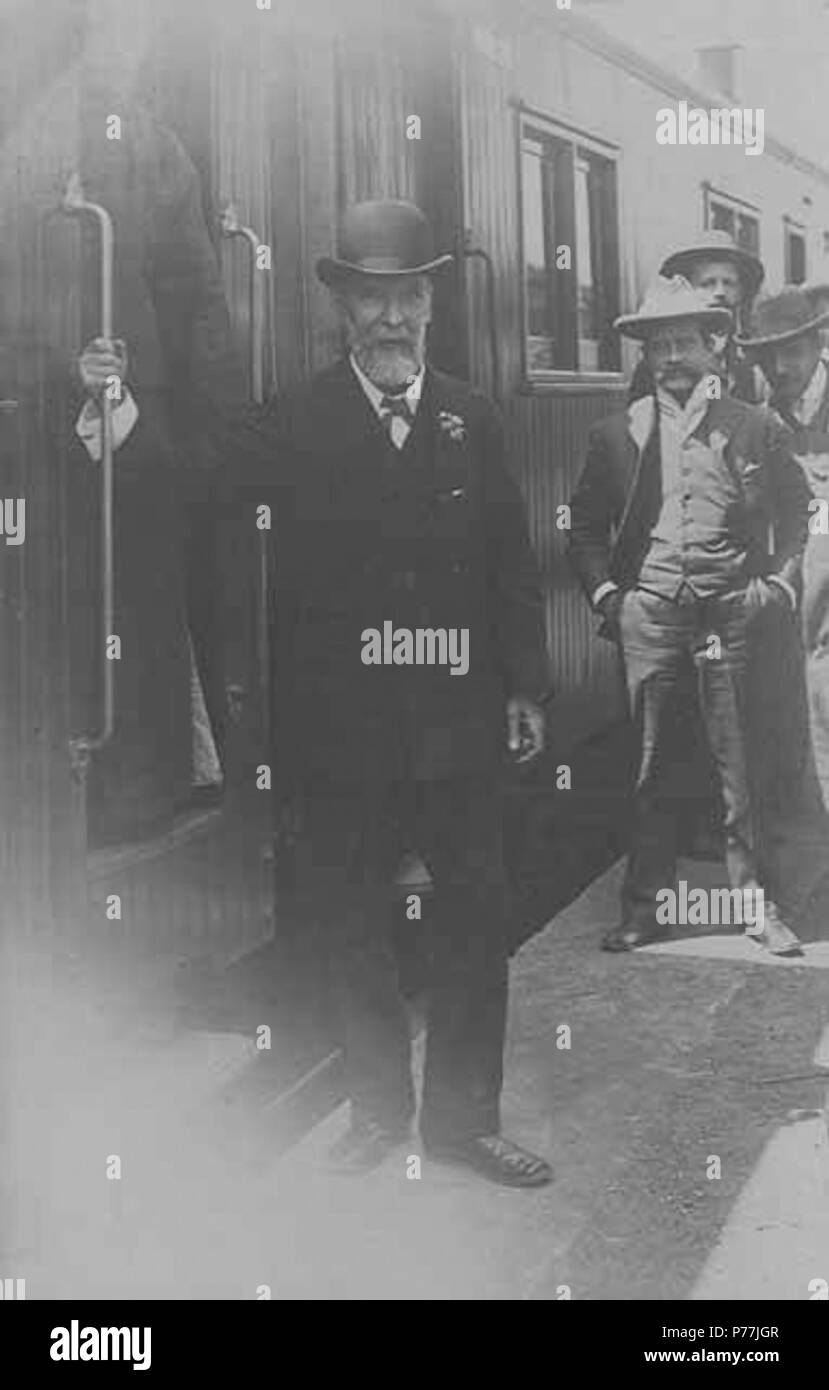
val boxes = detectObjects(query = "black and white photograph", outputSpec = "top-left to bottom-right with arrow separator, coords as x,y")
2,0 -> 829,1332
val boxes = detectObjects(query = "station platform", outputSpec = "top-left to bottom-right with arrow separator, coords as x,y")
5,823 -> 828,1300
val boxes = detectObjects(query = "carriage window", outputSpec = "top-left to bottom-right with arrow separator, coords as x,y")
520,120 -> 620,377
785,222 -> 807,284
706,192 -> 760,257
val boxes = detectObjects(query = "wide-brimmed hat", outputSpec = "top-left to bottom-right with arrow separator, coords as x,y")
316,200 -> 453,286
660,229 -> 764,299
735,286 -> 829,350
804,281 -> 829,312
614,276 -> 734,341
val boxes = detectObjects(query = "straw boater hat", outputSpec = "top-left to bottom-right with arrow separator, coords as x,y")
614,276 -> 734,341
660,229 -> 765,300
316,200 -> 453,286
735,286 -> 829,350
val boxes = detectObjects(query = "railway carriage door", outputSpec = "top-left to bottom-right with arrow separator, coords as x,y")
76,5 -> 282,977
0,39 -> 88,944
1,4 -> 285,977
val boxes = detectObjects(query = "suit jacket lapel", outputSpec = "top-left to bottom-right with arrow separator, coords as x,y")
396,364 -> 436,469
322,357 -> 436,464
617,395 -> 659,537
316,357 -> 391,457
698,392 -> 746,442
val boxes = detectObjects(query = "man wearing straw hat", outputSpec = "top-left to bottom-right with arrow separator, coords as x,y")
569,276 -> 809,955
630,228 -> 765,405
631,233 -> 767,863
264,199 -> 552,1184
739,285 -> 829,812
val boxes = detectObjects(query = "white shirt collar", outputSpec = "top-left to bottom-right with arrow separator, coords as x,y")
656,374 -> 712,442
790,358 -> 828,427
348,353 -> 424,418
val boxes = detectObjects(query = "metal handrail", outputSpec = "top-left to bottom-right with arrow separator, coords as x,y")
219,203 -> 271,744
219,203 -> 265,406
60,173 -> 116,767
463,233 -> 501,401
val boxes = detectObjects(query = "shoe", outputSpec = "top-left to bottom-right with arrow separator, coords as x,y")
745,905 -> 803,957
601,922 -> 670,952
424,1134 -> 553,1188
326,1117 -> 409,1175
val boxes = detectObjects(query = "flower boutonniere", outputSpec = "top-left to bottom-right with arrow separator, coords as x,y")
437,410 -> 467,443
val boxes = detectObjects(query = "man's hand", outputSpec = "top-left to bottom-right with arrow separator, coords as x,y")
596,588 -> 624,642
506,696 -> 545,764
77,336 -> 128,400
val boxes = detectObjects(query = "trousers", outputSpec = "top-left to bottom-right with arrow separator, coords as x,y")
619,586 -> 775,925
806,649 -> 829,813
284,776 -> 510,1145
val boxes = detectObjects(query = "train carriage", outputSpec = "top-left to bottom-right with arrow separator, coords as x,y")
5,0 -> 829,983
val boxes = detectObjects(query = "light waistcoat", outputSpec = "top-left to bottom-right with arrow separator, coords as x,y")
637,378 -> 747,599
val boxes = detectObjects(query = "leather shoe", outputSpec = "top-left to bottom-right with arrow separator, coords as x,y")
327,1117 -> 409,1176
745,905 -> 803,957
424,1134 -> 553,1187
601,922 -> 670,952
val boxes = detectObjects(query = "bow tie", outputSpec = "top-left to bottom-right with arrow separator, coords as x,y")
380,393 -> 414,422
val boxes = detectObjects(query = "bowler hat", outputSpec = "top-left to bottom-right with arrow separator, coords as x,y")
660,229 -> 764,299
614,276 -> 734,341
735,286 -> 829,350
316,199 -> 453,285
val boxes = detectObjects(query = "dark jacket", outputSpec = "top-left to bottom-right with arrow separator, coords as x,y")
254,358 -> 549,786
770,366 -> 829,655
568,391 -> 810,603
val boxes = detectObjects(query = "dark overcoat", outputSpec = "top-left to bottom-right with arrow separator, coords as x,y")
769,368 -> 829,653
256,358 -> 550,790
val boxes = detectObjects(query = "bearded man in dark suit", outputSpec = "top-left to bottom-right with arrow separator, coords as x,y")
265,200 -> 552,1184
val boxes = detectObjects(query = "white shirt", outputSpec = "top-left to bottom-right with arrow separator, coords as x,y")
75,389 -> 139,460
656,376 -> 711,453
349,353 -> 424,450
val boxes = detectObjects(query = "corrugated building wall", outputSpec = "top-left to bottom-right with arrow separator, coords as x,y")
456,15 -> 628,743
